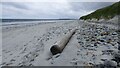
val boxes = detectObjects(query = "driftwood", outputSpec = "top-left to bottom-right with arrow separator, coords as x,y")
50,29 -> 76,55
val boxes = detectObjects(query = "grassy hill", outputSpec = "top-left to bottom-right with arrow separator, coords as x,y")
80,2 -> 120,20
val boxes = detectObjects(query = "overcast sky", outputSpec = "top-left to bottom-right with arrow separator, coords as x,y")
0,0 -> 118,19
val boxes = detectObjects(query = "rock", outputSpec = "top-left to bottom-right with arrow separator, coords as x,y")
103,60 -> 117,67
70,61 -> 77,65
101,32 -> 109,36
118,45 -> 120,50
53,54 -> 60,58
98,39 -> 105,42
118,63 -> 120,67
77,37 -> 81,40
102,50 -> 114,55
107,39 -> 112,43
88,62 -> 94,66
91,38 -> 96,42
101,59 -> 107,61
29,64 -> 33,66
94,33 -> 98,36
94,64 -> 104,68
112,52 -> 120,64
30,59 -> 34,62
112,32 -> 117,35
86,39 -> 89,41
51,62 -> 54,64
94,43 -> 98,46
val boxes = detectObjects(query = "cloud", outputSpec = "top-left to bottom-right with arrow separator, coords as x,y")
69,2 -> 114,16
1,2 -> 116,19
1,0 -> 119,2
2,2 -> 29,10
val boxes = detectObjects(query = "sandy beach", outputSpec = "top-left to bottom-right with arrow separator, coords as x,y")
1,20 -> 119,66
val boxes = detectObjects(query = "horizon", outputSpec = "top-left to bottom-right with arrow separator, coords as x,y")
1,18 -> 77,19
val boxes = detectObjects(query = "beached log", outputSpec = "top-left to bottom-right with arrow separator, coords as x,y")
50,29 -> 76,55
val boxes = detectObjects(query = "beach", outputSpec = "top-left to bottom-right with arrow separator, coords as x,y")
1,20 -> 119,66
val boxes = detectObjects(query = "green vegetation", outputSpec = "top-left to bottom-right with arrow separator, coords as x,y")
80,2 -> 120,20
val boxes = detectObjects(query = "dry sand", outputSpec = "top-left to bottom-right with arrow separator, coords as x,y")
1,20 -> 119,67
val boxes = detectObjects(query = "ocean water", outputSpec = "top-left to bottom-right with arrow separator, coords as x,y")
1,19 -> 76,32
1,19 -> 75,26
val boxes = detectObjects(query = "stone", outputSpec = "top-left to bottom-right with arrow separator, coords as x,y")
94,43 -> 98,46
113,52 -> 120,64
118,45 -> 120,50
10,59 -> 15,62
101,59 -> 107,61
112,32 -> 117,35
101,32 -> 109,36
98,39 -> 105,42
103,60 -> 117,67
102,50 -> 114,55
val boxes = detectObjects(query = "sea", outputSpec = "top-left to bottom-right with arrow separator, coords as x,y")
1,19 -> 75,26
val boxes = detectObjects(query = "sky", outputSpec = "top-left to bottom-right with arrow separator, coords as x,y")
0,0 -> 119,19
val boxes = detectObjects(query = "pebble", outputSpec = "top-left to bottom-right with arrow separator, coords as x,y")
53,54 -> 60,58
112,32 -> 117,35
76,23 -> 119,66
103,60 -> 117,67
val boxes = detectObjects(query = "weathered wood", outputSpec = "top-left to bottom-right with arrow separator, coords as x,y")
50,29 -> 76,55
